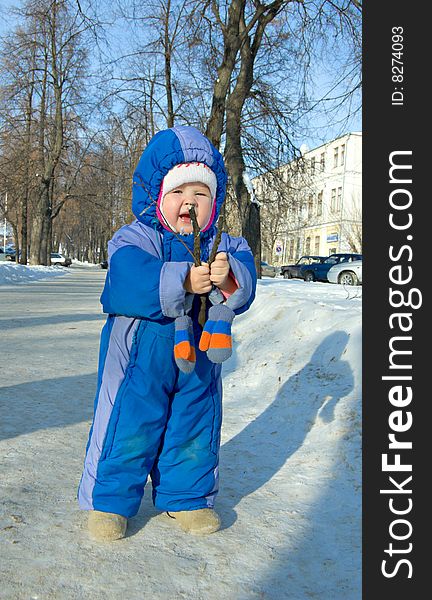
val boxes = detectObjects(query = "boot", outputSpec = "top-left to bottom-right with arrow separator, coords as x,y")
166,508 -> 220,535
88,510 -> 127,541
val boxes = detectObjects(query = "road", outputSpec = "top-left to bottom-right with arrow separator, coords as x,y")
0,265 -> 106,391
0,268 -> 361,600
0,266 -> 113,599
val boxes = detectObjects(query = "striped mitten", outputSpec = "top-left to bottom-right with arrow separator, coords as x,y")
199,304 -> 235,363
174,316 -> 196,373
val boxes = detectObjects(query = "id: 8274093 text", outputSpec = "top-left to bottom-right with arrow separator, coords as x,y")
391,26 -> 404,106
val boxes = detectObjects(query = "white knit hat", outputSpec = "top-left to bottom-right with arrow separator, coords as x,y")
161,162 -> 217,200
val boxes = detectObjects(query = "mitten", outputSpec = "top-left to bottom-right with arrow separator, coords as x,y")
199,304 -> 235,363
174,315 -> 196,373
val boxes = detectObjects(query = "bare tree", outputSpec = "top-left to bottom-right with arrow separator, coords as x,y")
0,0 -> 92,264
113,0 -> 202,129
256,160 -> 314,262
191,0 -> 357,273
0,0 -> 361,268
51,108 -> 149,262
341,194 -> 362,252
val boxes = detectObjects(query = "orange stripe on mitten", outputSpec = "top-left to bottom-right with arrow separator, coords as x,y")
174,316 -> 196,373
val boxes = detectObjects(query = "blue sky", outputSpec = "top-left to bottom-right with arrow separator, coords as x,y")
0,0 -> 17,33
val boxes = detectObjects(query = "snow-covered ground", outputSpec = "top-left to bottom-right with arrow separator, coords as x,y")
0,262 -> 71,284
0,267 -> 361,599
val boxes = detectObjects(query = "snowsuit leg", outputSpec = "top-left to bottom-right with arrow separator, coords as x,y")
78,317 -> 222,518
78,317 -> 177,518
150,350 -> 223,512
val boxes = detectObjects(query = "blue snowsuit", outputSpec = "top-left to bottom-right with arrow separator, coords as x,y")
78,126 -> 256,518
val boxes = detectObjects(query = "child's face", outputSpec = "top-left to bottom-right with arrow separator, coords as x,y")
162,182 -> 213,233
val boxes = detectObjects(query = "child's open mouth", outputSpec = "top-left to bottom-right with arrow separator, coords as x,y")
180,214 -> 192,224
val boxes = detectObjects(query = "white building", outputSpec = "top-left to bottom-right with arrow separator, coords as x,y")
254,132 -> 362,264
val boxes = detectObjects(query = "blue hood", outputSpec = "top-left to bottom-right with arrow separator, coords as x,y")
132,126 -> 227,232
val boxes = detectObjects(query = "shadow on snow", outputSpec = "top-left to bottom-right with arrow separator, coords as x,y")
0,330 -> 359,595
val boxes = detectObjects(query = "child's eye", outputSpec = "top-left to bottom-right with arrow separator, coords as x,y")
172,189 -> 183,194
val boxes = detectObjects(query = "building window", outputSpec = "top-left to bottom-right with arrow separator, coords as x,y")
314,235 -> 320,254
329,247 -> 337,255
333,147 -> 339,168
310,157 -> 316,174
308,196 -> 314,219
337,187 -> 342,211
317,191 -> 323,216
320,152 -> 325,171
331,188 -> 337,212
305,237 -> 311,254
296,237 -> 301,257
289,239 -> 294,259
340,144 -> 345,166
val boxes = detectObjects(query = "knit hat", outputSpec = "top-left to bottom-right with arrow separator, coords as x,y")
161,162 -> 217,200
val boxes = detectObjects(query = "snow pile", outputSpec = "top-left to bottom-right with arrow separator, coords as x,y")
0,262 -> 69,285
71,259 -> 100,268
0,272 -> 361,599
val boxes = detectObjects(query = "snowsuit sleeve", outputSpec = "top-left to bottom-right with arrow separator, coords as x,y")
100,224 -> 193,320
217,233 -> 257,315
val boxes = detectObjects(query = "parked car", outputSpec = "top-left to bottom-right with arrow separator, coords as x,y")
327,259 -> 362,285
50,252 -> 72,266
5,246 -> 17,261
281,255 -> 326,279
261,261 -> 279,277
100,260 -> 108,269
300,253 -> 363,282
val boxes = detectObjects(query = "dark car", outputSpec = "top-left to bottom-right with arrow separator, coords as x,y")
100,260 -> 108,269
281,255 -> 326,279
5,246 -> 18,261
300,253 -> 363,282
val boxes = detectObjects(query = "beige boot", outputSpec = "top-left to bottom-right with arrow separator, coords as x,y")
88,510 -> 127,541
167,508 -> 220,535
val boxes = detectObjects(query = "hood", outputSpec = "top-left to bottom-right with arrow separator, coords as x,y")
132,126 -> 227,232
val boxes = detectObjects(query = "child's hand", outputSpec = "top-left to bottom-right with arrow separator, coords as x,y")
210,252 -> 230,288
185,263 -> 212,294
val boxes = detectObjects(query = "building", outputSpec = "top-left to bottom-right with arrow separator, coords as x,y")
254,132 -> 362,265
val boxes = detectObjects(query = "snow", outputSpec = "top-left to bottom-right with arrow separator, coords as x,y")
0,268 -> 361,599
0,262 -> 70,285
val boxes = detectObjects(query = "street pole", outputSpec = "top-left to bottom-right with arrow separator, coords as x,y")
3,192 -> 7,252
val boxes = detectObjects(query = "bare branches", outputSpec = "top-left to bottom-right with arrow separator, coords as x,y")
0,0 -> 361,266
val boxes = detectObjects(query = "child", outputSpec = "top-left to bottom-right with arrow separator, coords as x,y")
78,125 -> 256,541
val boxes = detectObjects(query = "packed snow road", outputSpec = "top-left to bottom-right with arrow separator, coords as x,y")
0,266 -> 361,600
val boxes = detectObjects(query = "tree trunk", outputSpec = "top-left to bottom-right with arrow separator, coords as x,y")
207,1 -> 286,276
224,100 -> 262,274
164,0 -> 175,127
29,38 -> 48,265
242,201 -> 261,275
223,9 -> 260,274
20,57 -> 35,265
205,0 -> 244,148
29,1 -> 65,265
30,209 -> 43,264
20,193 -> 28,265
